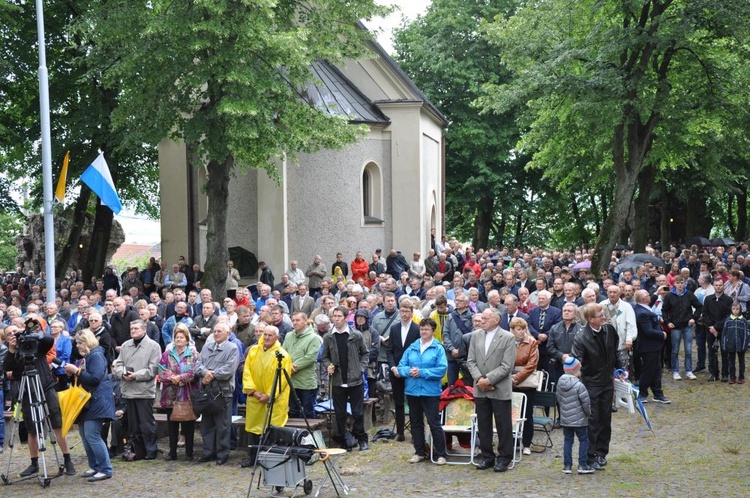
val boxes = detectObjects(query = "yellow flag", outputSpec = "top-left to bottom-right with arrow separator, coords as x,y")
55,150 -> 70,202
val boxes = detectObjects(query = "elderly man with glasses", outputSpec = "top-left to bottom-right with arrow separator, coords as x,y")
571,303 -> 627,471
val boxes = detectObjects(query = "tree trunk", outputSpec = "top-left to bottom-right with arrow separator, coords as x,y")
737,185 -> 748,242
83,200 -> 113,283
571,197 -> 588,245
471,195 -> 494,250
632,164 -> 656,252
728,193 -> 736,239
513,208 -> 523,247
56,184 -> 91,276
202,155 -> 233,299
590,194 -> 600,234
659,183 -> 671,249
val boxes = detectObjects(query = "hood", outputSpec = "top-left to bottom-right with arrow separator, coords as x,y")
670,286 -> 687,296
556,374 -> 579,393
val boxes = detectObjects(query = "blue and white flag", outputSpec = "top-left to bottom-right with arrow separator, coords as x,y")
80,152 -> 122,214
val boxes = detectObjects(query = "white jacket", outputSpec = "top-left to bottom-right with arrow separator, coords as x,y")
600,298 -> 637,350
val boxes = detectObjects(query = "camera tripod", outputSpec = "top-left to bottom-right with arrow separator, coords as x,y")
1,364 -> 64,488
247,350 -> 346,497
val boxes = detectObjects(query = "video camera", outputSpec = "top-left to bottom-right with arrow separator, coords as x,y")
15,317 -> 44,363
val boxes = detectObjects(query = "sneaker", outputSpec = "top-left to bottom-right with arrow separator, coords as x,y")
637,396 -> 648,404
562,465 -> 572,474
578,465 -> 596,474
595,455 -> 608,467
589,461 -> 605,471
652,396 -> 671,404
436,457 -> 447,466
408,455 -> 425,463
522,447 -> 532,455
685,371 -> 697,380
672,372 -> 682,380
19,464 -> 39,477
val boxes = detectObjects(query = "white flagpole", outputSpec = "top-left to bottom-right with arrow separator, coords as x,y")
36,0 -> 56,303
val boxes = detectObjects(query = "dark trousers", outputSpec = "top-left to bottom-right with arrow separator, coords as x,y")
289,388 -> 318,420
638,351 -> 664,398
200,396 -> 232,459
662,329 -> 673,369
723,351 -> 746,380
695,325 -> 707,370
475,396 -> 513,465
165,409 -> 195,458
708,333 -> 721,377
513,388 -> 535,448
407,395 -> 446,458
126,398 -> 158,456
447,361 -> 461,387
332,384 -> 367,444
629,342 -> 641,382
584,383 -> 614,463
390,375 -> 407,436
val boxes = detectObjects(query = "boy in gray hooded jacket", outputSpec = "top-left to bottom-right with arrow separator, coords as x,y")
556,357 -> 593,474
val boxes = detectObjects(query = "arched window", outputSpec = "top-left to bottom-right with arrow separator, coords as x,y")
362,162 -> 383,224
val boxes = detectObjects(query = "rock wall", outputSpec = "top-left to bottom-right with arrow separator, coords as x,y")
15,211 -> 125,275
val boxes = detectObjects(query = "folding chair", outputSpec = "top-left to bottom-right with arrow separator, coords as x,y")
390,401 -> 411,435
430,397 -> 477,465
532,390 -> 557,451
509,391 -> 527,469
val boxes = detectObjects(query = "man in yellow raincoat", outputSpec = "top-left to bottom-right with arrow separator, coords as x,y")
241,325 -> 292,467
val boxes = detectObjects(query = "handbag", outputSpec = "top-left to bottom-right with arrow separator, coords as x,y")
514,368 -> 542,390
190,382 -> 224,416
122,433 -> 146,461
171,385 -> 197,422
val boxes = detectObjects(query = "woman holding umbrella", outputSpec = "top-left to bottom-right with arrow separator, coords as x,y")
64,329 -> 115,482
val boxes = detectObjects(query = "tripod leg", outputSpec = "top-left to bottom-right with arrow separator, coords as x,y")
1,376 -> 27,484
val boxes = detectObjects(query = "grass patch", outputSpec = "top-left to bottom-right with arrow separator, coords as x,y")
722,443 -> 742,455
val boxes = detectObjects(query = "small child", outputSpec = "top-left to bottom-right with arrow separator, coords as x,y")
721,303 -> 749,384
556,357 -> 593,474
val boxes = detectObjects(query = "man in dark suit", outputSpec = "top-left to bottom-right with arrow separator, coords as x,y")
499,295 -> 537,336
386,300 -> 420,441
571,303 -> 627,471
528,290 -> 562,378
466,308 -> 516,472
634,290 -> 670,403
291,284 -> 315,316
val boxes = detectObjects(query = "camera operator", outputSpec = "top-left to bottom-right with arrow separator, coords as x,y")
4,320 -> 76,477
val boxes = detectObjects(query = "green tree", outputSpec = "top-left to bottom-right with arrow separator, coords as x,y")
0,0 -> 160,282
0,212 -> 23,270
394,0 -> 527,249
481,0 -> 750,268
80,0 -> 387,297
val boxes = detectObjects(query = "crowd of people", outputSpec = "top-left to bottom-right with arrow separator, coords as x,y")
1,238 -> 749,481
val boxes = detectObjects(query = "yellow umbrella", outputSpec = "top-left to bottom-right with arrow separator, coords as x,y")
57,378 -> 90,437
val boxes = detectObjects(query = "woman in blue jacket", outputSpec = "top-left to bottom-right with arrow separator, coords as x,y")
64,329 -> 115,482
397,317 -> 448,465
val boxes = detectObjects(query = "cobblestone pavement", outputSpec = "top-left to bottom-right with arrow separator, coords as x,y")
1,373 -> 749,498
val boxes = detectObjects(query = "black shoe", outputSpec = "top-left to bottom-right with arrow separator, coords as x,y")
216,457 -> 228,465
19,464 -> 39,477
652,396 -> 671,404
708,375 -> 718,382
396,434 -> 406,442
359,441 -> 369,451
611,405 -> 618,413
722,376 -> 729,382
197,454 -> 217,463
693,367 -> 705,373
64,460 -> 77,476
144,453 -> 157,460
165,454 -> 177,461
475,459 -> 494,470
493,462 -> 509,472
553,419 -> 562,429
589,461 -> 604,471
240,457 -> 256,468
595,455 -> 607,467
185,455 -> 193,461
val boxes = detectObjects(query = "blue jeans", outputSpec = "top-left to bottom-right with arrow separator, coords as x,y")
289,388 -> 318,420
563,426 -> 589,468
79,419 -> 113,476
671,327 -> 694,373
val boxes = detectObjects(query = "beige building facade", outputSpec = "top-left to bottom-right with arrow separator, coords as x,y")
159,39 -> 446,280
